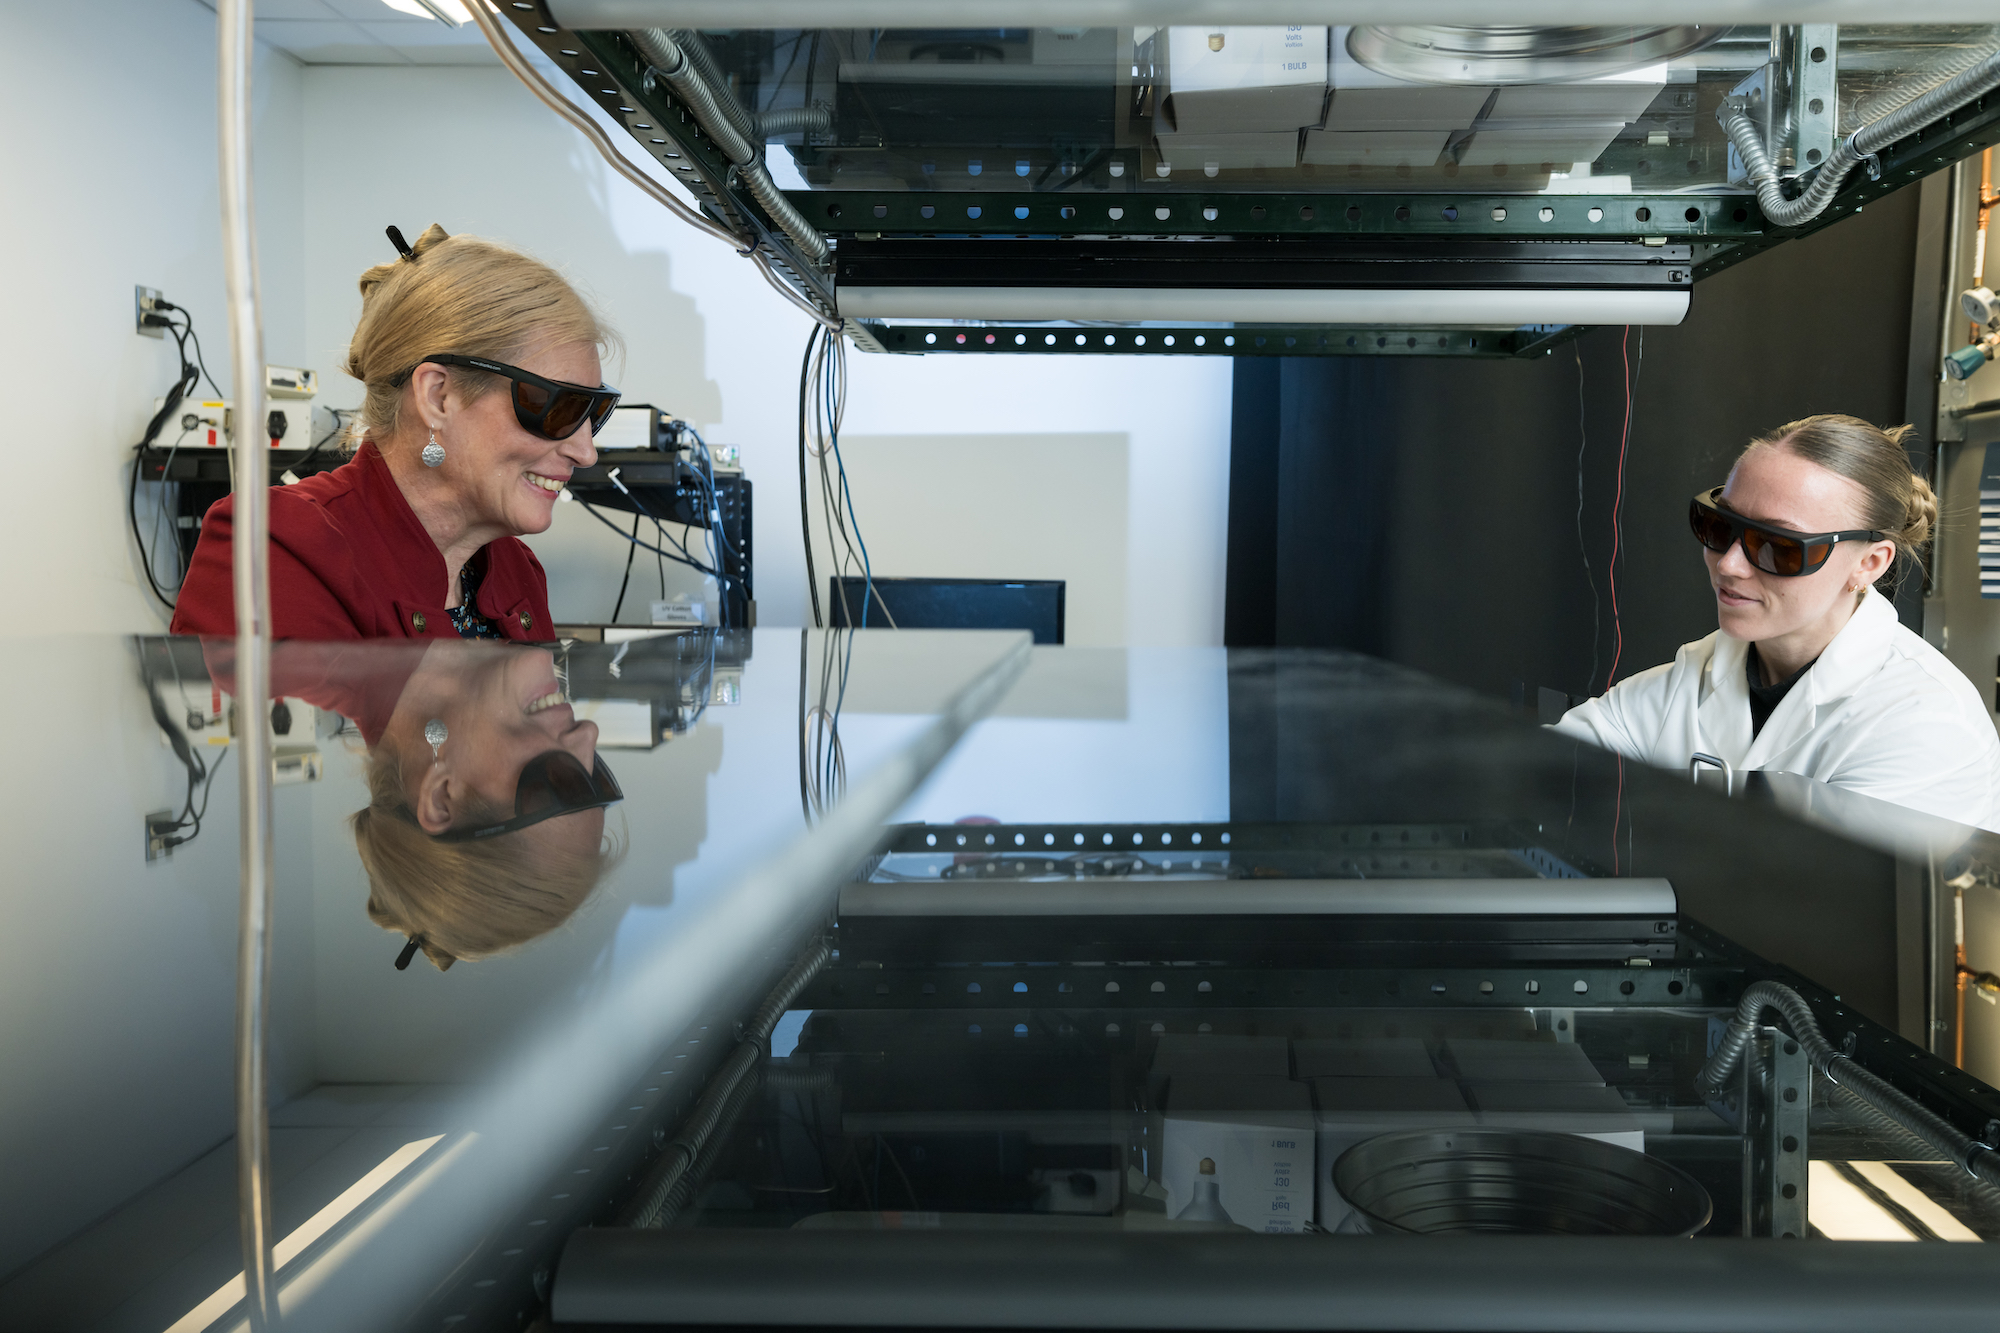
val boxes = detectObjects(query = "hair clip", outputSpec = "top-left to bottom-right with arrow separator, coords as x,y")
386,225 -> 415,261
395,934 -> 424,970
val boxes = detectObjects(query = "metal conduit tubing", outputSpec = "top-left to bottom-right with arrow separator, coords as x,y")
651,1069 -> 766,1227
217,0 -> 278,1327
757,104 -> 833,137
1720,49 -> 2000,228
620,939 -> 832,1227
668,28 -> 758,145
463,3 -> 840,331
630,29 -> 831,264
1699,981 -> 2000,1186
1850,30 -> 2000,125
665,34 -> 833,138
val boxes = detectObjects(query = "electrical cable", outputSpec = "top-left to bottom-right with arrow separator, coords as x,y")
797,327 -> 824,628
1606,327 -> 1635,690
612,510 -> 642,621
138,640 -> 228,850
578,497 -> 723,578
1573,345 -> 1601,696
289,406 -> 348,479
129,319 -> 204,612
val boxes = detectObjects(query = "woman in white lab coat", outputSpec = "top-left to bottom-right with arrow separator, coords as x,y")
1555,414 -> 2000,830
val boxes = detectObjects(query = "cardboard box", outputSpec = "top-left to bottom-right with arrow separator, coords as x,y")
1164,26 -> 1327,135
1456,124 -> 1631,168
1153,1034 -> 1292,1079
1161,1074 -> 1314,1233
1327,27 -> 1492,131
1487,65 -> 1667,123
1436,1038 -> 1603,1084
1302,129 -> 1449,168
1462,1080 -> 1645,1150
1154,128 -> 1301,172
1292,1038 -> 1438,1080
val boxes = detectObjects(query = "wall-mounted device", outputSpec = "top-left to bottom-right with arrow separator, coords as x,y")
151,366 -> 321,447
1944,286 -> 2000,380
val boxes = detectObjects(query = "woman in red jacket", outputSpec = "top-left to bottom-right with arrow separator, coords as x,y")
172,224 -> 620,642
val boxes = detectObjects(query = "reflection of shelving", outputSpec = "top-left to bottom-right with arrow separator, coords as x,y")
136,448 -> 753,628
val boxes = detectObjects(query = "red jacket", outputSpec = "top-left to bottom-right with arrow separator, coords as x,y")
170,442 -> 553,642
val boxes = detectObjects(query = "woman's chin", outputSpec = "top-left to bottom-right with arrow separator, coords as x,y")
1715,603 -> 1765,639
510,497 -> 559,536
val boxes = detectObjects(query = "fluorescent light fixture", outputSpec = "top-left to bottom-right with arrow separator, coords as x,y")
163,1135 -> 445,1333
1806,1159 -> 1915,1241
381,0 -> 472,23
1846,1160 -> 1982,1241
835,286 -> 1690,327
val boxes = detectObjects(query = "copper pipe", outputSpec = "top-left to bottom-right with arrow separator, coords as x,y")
1974,148 -> 1996,341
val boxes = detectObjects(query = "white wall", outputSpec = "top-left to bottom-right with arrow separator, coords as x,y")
297,64 -> 1233,645
1,0 -> 306,636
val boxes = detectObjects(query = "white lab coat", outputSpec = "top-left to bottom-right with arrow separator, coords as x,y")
1554,589 -> 2000,831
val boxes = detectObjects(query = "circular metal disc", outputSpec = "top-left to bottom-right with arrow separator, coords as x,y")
1347,25 -> 1723,85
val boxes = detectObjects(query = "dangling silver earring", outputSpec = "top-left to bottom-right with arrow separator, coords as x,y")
421,429 -> 445,468
424,718 -> 448,759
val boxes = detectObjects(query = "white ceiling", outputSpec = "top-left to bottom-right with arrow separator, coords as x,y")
190,0 -> 499,66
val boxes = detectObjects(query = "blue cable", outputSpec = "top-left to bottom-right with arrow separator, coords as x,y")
821,338 -> 876,629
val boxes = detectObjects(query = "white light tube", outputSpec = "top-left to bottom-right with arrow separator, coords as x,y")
1805,1160 -> 1916,1242
836,286 -> 1690,327
162,1136 -> 445,1333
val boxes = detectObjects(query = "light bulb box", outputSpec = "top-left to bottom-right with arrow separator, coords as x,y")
1160,1073 -> 1314,1233
1163,26 -> 1328,136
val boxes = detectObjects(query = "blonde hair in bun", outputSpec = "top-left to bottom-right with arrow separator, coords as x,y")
1744,414 -> 1934,589
344,224 -> 618,452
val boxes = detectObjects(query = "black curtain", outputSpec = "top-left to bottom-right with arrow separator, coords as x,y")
1225,177 -> 1938,704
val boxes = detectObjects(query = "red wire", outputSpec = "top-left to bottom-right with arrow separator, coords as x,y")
1606,326 -> 1633,689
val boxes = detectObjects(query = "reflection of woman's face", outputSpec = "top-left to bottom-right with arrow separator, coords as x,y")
391,643 -> 602,837
452,645 -> 600,815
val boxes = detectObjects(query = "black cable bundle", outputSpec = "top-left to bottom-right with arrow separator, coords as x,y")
128,302 -> 223,612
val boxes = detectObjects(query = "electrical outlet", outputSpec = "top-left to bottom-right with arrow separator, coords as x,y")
144,810 -> 178,861
136,285 -> 166,338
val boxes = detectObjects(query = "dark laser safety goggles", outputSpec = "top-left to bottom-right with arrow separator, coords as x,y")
1688,486 -> 1883,577
408,354 -> 622,441
408,749 -> 624,844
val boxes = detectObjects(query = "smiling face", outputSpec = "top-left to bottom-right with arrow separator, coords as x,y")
417,340 -> 604,538
394,643 -> 602,836
1706,444 -> 1894,664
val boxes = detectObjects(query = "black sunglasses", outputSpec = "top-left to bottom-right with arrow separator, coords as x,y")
406,749 -> 624,844
1688,487 -> 1883,578
409,353 -> 621,441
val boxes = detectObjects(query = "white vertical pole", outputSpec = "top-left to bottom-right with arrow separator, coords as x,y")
217,0 -> 276,1325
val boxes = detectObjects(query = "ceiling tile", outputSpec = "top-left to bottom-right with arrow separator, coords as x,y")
354,20 -> 494,54
252,19 -> 409,64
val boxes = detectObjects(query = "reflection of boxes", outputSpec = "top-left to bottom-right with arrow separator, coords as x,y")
1294,1038 -> 1437,1080
1154,129 -> 1301,171
1313,1077 -> 1475,1231
1161,1075 -> 1314,1233
1302,129 -> 1447,168
1464,1081 -> 1644,1151
1437,1038 -> 1601,1083
1327,27 -> 1491,130
1153,1034 -> 1292,1078
1457,125 -> 1629,168
1164,26 -> 1327,135
570,697 -> 667,749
